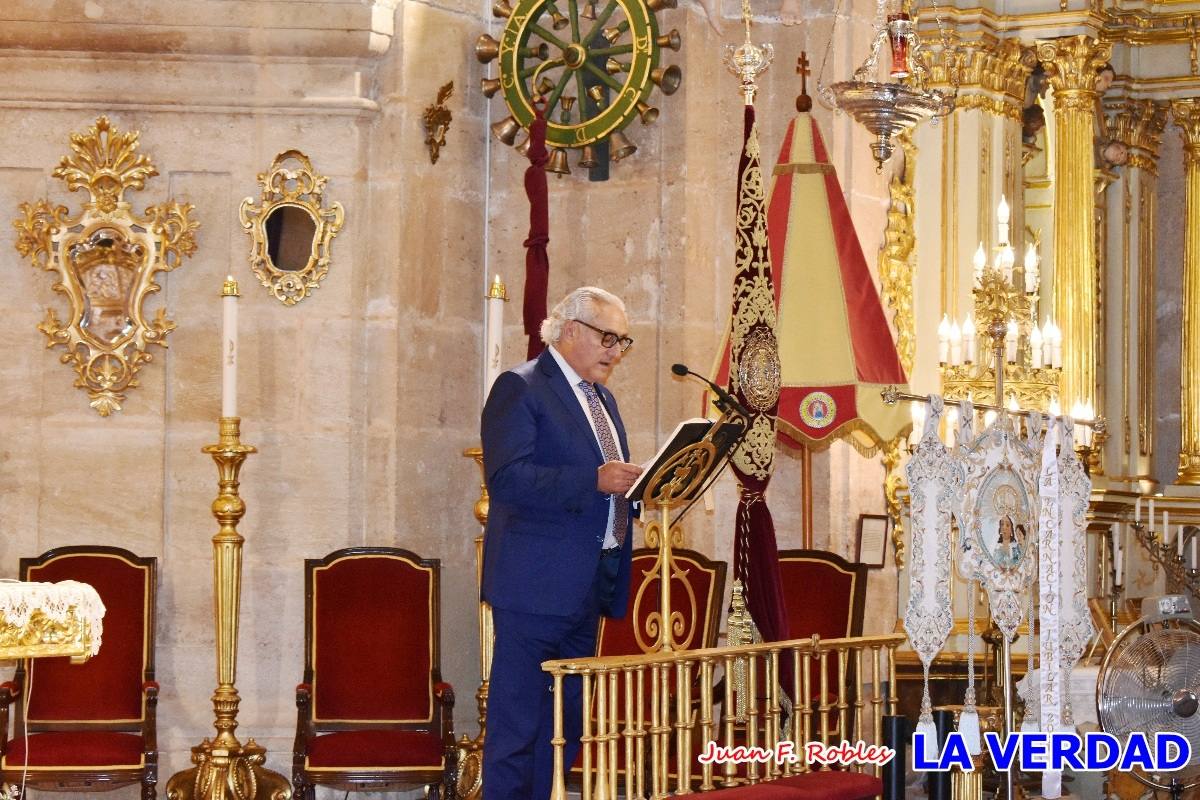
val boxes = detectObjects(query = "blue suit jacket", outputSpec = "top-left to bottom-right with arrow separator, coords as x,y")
480,350 -> 634,618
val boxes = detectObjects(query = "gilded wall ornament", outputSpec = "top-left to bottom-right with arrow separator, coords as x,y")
13,116 -> 198,416
423,81 -> 455,164
239,150 -> 344,305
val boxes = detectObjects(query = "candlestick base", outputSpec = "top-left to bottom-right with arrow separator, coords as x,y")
166,739 -> 291,800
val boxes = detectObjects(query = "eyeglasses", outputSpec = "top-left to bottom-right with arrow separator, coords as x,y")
575,319 -> 634,352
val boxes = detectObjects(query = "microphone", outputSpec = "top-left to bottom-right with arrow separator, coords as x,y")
671,363 -> 751,420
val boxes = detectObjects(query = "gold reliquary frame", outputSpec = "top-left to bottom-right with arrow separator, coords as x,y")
239,150 -> 344,305
13,116 -> 198,416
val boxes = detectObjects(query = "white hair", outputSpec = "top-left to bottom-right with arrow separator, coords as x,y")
539,286 -> 625,345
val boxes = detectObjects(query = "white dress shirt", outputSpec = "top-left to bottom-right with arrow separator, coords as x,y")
549,345 -> 621,549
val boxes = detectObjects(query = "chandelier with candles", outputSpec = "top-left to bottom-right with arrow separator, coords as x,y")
936,196 -> 1079,423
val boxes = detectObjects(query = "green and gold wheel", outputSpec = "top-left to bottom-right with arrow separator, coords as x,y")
475,0 -> 681,174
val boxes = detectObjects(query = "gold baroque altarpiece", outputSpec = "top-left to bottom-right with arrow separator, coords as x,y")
13,116 -> 198,416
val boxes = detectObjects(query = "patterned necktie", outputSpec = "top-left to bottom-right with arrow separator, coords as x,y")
579,380 -> 628,547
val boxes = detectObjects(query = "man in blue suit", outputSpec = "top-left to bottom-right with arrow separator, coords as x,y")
481,286 -> 642,800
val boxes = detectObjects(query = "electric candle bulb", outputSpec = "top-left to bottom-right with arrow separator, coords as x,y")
1005,320 -> 1018,363
1000,245 -> 1015,283
949,321 -> 963,366
997,194 -> 1010,226
984,409 -> 998,428
938,315 -> 950,364
963,315 -> 976,363
1030,325 -> 1044,368
1024,243 -> 1039,293
1049,398 -> 1062,416
973,242 -> 986,286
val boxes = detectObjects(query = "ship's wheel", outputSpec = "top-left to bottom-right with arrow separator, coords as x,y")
475,0 -> 681,175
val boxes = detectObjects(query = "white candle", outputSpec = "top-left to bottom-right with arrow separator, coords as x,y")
1005,320 -> 1018,364
950,321 -> 963,366
1030,325 -> 1044,368
938,315 -> 950,364
1135,496 -> 1142,524
963,315 -> 976,363
484,274 -> 508,400
1051,322 -> 1063,369
1192,531 -> 1197,570
221,275 -> 238,418
1024,243 -> 1039,294
973,242 -> 986,287
1150,498 -> 1157,528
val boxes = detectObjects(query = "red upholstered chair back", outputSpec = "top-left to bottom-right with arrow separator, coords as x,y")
306,548 -> 439,724
19,547 -> 155,725
597,548 -> 727,656
778,549 -> 867,707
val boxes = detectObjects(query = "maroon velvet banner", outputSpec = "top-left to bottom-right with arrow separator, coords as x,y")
728,104 -> 790,659
523,104 -> 550,360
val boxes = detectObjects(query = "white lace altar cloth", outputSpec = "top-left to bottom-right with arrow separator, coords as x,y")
0,579 -> 105,658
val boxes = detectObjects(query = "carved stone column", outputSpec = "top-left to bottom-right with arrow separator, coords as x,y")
1038,35 -> 1112,410
1104,98 -> 1168,482
1171,99 -> 1200,484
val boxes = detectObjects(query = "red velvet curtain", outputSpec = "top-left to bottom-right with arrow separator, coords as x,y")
523,104 -> 550,359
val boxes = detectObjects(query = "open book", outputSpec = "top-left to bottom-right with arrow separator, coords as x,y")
625,417 -> 744,502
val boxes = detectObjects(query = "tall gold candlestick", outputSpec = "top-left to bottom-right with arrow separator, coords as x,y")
166,417 -> 291,800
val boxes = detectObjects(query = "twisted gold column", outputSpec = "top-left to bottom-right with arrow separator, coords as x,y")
166,418 -> 290,800
1038,36 -> 1112,410
1173,99 -> 1200,484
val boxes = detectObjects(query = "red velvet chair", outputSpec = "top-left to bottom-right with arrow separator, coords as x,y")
573,548 -> 727,782
778,549 -> 868,739
596,547 -> 727,657
777,549 -> 867,644
293,547 -> 456,800
0,546 -> 158,799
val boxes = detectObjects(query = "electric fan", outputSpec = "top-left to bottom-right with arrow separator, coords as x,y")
1097,594 -> 1200,799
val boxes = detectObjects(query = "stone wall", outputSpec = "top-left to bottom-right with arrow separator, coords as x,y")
0,0 -> 894,792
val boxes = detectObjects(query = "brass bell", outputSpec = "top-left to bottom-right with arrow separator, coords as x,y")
475,34 -> 500,63
537,76 -> 556,97
605,57 -> 625,75
588,86 -> 605,103
651,65 -> 681,95
602,26 -> 623,44
491,116 -> 521,145
609,131 -> 637,160
578,145 -> 599,169
481,77 -> 502,98
522,43 -> 550,59
546,147 -> 571,175
550,9 -> 570,29
657,29 -> 681,51
648,0 -> 677,10
636,102 -> 659,124
580,2 -> 597,18
515,136 -> 532,157
492,0 -> 513,17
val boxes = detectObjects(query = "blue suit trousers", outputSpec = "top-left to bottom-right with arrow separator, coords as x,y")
483,554 -> 620,800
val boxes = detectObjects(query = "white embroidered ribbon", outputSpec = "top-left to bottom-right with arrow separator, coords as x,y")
1037,420 -> 1064,798
0,580 -> 105,656
904,396 -> 962,761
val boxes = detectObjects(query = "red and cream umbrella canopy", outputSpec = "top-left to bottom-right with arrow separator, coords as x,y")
715,110 -> 909,453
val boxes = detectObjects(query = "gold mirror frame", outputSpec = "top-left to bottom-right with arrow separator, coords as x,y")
13,116 -> 198,416
239,150 -> 344,305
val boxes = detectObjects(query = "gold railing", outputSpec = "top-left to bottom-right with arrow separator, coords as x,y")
543,632 -> 905,799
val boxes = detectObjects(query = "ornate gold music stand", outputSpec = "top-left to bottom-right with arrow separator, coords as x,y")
640,409 -> 745,652
166,418 -> 290,800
